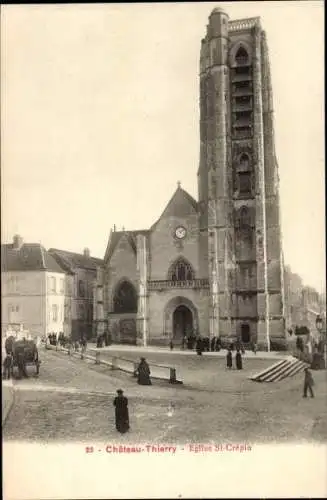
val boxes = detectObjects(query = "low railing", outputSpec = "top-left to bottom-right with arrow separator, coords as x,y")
148,279 -> 209,290
45,343 -> 182,384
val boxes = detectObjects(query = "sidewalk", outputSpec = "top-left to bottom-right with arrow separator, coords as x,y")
2,379 -> 15,425
87,343 -> 287,360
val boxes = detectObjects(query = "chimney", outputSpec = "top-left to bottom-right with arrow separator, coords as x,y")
83,248 -> 90,258
113,224 -> 116,232
13,234 -> 23,250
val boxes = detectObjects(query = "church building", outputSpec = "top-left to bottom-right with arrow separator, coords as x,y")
96,7 -> 286,349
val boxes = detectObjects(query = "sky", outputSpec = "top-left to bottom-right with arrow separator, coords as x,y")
1,1 -> 325,292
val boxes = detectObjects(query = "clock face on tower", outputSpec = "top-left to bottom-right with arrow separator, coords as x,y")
175,226 -> 187,240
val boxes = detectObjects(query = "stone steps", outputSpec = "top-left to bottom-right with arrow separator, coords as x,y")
250,356 -> 310,383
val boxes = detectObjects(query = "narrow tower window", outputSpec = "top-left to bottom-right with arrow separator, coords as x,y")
238,172 -> 252,195
239,153 -> 250,168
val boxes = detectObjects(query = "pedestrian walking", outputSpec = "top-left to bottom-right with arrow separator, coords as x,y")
113,389 -> 130,433
235,349 -> 243,370
226,348 -> 232,369
303,367 -> 314,398
252,342 -> 257,355
3,353 -> 13,379
136,357 -> 152,385
169,340 -> 174,351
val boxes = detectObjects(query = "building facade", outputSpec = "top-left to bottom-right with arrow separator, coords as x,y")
284,266 -> 325,340
1,235 -> 67,339
49,248 -> 103,340
97,8 -> 287,348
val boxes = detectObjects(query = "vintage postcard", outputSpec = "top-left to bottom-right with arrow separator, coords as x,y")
1,2 -> 326,498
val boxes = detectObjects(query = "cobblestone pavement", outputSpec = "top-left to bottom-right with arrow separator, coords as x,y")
87,342 -> 287,359
3,348 -> 327,444
83,345 -> 282,392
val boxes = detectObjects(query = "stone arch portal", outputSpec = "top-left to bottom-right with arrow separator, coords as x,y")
164,296 -> 199,340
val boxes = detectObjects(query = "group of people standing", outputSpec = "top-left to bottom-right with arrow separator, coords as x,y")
96,332 -> 112,348
175,335 -> 250,355
180,335 -> 221,352
47,333 -> 58,346
47,332 -> 70,347
226,347 -> 243,370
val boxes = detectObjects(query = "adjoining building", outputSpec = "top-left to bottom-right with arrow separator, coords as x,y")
1,235 -> 67,340
48,248 -> 103,341
284,266 -> 325,342
96,8 -> 286,349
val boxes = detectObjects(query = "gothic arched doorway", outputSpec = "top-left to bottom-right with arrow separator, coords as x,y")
241,323 -> 251,343
164,296 -> 198,341
173,305 -> 193,340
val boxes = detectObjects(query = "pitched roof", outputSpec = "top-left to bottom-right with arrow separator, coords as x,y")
150,185 -> 198,230
48,248 -> 103,272
1,243 -> 66,273
104,229 -> 149,264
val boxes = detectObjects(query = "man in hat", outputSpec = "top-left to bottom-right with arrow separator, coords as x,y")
136,357 -> 152,385
113,389 -> 130,433
303,367 -> 315,398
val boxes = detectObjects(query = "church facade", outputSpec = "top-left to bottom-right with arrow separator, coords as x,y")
96,7 -> 286,349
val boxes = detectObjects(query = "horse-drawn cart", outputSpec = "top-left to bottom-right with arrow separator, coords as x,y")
5,336 -> 41,377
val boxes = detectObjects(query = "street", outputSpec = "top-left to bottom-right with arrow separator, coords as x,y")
3,346 -> 327,444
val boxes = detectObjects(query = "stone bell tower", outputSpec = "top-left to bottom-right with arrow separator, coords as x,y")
198,7 -> 285,349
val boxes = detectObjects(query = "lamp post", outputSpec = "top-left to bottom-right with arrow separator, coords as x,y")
315,315 -> 325,369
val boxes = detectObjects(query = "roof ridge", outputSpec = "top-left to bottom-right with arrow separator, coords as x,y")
49,248 -> 103,261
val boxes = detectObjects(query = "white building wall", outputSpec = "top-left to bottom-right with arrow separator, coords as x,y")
1,271 -> 45,338
45,272 -> 66,335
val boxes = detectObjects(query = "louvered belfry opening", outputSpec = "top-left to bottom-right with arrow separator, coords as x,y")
231,46 -> 253,140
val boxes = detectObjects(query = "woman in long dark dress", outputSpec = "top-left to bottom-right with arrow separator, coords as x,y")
113,389 -> 130,433
196,337 -> 203,356
136,358 -> 152,385
235,349 -> 243,370
226,348 -> 232,369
